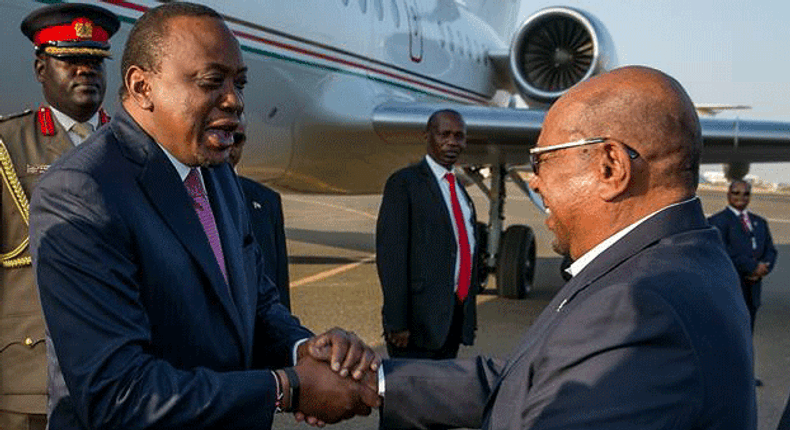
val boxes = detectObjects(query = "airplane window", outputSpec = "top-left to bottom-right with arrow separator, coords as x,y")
466,35 -> 472,58
390,0 -> 400,27
457,30 -> 464,56
374,0 -> 383,21
359,0 -> 367,13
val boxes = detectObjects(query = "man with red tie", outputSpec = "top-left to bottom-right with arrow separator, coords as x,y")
709,180 -> 777,333
376,109 -> 479,359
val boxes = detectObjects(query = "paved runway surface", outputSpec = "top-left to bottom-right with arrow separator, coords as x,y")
273,186 -> 790,430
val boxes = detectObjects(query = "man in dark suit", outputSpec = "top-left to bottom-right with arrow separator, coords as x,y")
1,4 -> 118,429
373,67 -> 756,429
230,123 -> 291,310
376,109 -> 478,359
29,3 -> 378,429
708,180 -> 777,331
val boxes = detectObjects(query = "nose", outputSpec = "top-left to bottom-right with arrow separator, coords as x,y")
528,172 -> 540,191
220,82 -> 244,115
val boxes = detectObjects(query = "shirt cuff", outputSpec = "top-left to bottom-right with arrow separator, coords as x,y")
292,338 -> 308,365
377,364 -> 386,396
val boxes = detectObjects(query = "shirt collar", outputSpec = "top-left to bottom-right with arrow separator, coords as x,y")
727,206 -> 749,217
158,143 -> 192,181
425,154 -> 453,182
566,197 -> 700,278
49,106 -> 99,135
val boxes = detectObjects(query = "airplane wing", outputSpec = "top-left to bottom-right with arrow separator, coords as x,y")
373,103 -> 790,166
695,104 -> 752,117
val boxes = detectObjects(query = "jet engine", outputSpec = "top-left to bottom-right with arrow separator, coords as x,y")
509,7 -> 616,104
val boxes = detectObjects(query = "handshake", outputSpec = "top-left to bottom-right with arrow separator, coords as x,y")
282,327 -> 381,426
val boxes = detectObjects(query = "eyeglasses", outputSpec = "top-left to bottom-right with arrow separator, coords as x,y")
729,191 -> 750,196
529,137 -> 640,175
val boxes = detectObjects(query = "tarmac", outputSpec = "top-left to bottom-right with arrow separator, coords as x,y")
274,185 -> 790,430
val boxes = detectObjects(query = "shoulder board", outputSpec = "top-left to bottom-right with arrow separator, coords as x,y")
0,109 -> 33,122
36,107 -> 56,136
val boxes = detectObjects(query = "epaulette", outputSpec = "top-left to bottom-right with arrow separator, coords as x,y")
37,106 -> 56,136
0,109 -> 33,123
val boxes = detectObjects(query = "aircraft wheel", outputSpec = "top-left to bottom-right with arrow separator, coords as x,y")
496,225 -> 536,299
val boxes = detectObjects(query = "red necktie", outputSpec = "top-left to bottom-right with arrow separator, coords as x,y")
184,168 -> 228,283
740,212 -> 751,232
446,173 -> 471,302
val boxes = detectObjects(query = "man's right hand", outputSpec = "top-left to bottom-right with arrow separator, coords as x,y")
293,356 -> 380,424
386,330 -> 410,348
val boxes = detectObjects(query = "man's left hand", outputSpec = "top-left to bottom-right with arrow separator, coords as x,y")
299,327 -> 379,380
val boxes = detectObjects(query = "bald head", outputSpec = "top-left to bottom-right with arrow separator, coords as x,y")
546,66 -> 702,192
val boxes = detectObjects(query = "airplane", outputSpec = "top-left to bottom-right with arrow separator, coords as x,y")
2,0 -> 789,300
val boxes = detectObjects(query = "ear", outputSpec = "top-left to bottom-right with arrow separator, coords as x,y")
34,57 -> 46,84
124,65 -> 154,111
594,141 -> 632,201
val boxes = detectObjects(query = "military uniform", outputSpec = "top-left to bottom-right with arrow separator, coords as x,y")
0,106 -> 110,429
0,3 -> 118,429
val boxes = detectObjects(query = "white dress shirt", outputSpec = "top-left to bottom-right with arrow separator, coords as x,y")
424,155 -> 476,293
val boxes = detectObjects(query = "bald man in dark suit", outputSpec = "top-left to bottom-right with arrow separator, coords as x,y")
375,66 -> 755,430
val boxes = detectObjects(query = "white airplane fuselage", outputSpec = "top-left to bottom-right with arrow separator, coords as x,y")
1,0 -> 515,194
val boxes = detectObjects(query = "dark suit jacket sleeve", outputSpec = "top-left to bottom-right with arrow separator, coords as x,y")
708,213 -> 759,275
382,357 -> 506,429
382,285 -> 703,429
252,242 -> 305,370
272,193 -> 290,299
759,216 -> 778,271
31,170 -> 285,430
376,173 -> 410,333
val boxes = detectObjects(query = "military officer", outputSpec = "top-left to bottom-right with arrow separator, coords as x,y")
0,4 -> 119,429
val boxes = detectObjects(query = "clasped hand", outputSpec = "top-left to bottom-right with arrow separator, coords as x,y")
291,327 -> 380,426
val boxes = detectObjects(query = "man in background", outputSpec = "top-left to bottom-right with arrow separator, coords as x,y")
0,4 -> 118,429
708,179 -> 777,387
230,120 -> 291,310
709,180 -> 777,332
376,109 -> 478,359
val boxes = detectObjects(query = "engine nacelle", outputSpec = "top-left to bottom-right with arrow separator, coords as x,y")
510,7 -> 616,104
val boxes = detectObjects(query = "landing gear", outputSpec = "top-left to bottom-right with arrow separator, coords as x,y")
462,163 -> 541,299
497,225 -> 536,299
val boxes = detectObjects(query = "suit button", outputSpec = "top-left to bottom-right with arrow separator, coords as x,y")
24,337 -> 34,347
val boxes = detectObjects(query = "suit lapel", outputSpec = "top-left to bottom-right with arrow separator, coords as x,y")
203,167 -> 254,353
417,159 -> 454,237
111,109 -> 246,342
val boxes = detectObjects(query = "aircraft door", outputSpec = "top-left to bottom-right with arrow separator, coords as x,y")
405,0 -> 423,62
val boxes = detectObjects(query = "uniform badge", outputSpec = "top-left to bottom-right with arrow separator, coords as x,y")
27,164 -> 49,174
73,18 -> 93,40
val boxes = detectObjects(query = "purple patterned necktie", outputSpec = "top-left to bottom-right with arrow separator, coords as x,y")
184,168 -> 228,283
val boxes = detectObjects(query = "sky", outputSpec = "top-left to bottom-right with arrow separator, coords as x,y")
516,0 -> 790,184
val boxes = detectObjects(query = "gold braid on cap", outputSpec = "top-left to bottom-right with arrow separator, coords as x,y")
0,138 -> 32,268
43,46 -> 111,58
